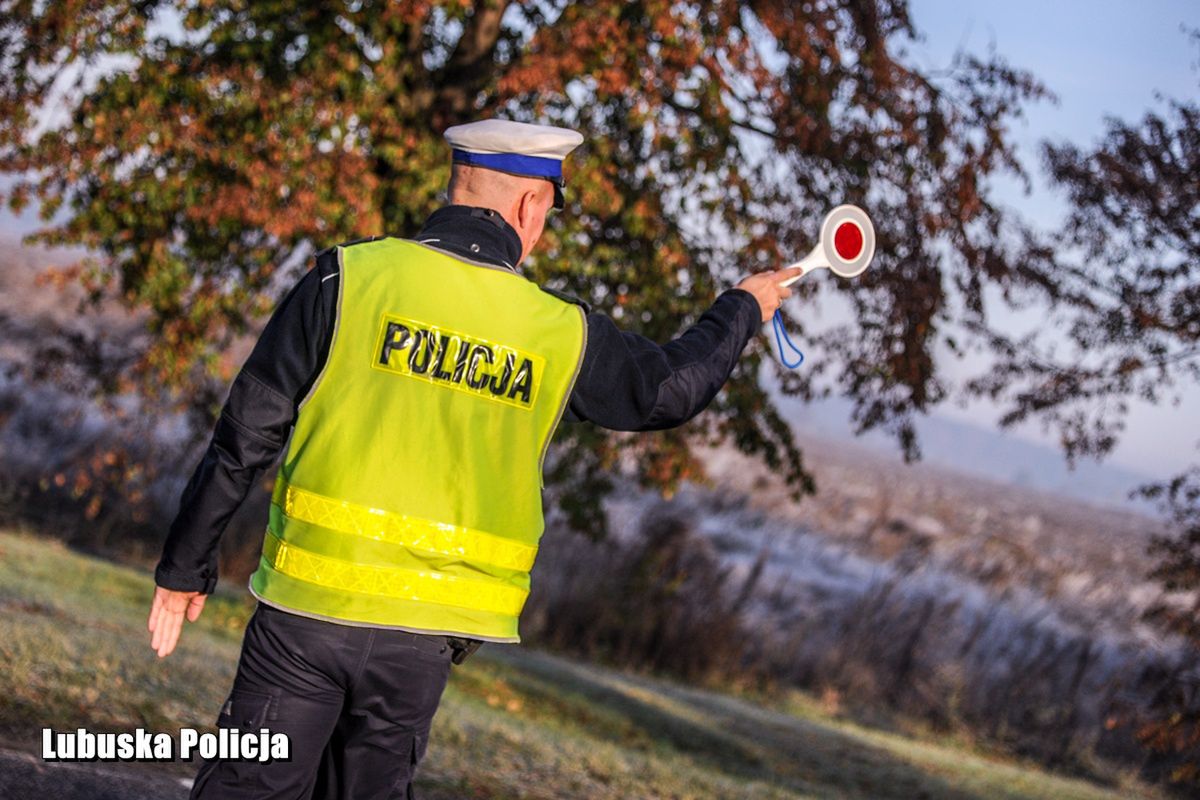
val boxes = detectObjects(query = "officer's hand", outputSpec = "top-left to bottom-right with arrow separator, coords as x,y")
735,267 -> 803,322
147,586 -> 207,659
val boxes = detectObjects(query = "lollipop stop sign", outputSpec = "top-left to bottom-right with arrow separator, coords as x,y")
772,205 -> 877,367
778,205 -> 876,285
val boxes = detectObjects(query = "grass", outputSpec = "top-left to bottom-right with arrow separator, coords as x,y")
0,528 -> 1167,799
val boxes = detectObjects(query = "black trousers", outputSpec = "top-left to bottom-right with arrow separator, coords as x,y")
190,603 -> 466,800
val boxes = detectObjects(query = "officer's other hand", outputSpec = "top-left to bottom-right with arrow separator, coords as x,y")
735,267 -> 803,322
147,586 -> 207,659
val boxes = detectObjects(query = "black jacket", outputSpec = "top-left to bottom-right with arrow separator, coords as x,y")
155,205 -> 761,593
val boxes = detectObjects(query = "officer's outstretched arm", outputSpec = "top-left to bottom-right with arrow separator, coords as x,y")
563,268 -> 797,432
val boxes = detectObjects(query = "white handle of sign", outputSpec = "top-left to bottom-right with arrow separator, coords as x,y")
778,205 -> 876,288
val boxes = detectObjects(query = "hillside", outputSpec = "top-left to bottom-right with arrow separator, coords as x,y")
778,393 -> 1159,512
0,529 -> 1167,800
690,433 -> 1168,635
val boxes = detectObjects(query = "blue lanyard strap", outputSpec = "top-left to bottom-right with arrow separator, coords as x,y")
772,309 -> 805,369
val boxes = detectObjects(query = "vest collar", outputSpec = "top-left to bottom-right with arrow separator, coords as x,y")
415,205 -> 523,273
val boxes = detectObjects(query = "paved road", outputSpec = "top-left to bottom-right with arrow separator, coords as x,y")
0,747 -> 191,800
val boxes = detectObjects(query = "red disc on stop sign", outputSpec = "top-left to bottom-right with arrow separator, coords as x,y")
833,221 -> 864,261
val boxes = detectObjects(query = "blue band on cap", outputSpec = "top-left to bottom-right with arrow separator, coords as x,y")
452,149 -> 562,183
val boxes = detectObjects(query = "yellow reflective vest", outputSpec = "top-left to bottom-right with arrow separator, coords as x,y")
249,238 -> 587,642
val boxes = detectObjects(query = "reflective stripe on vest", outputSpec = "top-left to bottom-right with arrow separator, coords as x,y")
261,530 -> 528,616
272,480 -> 537,572
249,238 -> 587,641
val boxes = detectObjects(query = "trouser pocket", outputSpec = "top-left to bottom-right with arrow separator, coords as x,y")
218,688 -> 278,730
190,689 -> 280,798
400,729 -> 431,800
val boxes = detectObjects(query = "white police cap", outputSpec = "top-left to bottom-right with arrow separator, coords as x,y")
444,119 -> 584,209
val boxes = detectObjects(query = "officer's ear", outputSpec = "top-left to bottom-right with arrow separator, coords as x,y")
512,182 -> 553,263
515,185 -> 550,232
514,188 -> 536,232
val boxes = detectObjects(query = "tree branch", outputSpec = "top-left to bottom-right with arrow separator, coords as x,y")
437,0 -> 510,116
662,94 -> 780,141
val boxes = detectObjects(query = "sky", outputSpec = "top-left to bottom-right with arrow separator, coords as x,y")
1,1 -> 1196,478
902,0 -> 1199,476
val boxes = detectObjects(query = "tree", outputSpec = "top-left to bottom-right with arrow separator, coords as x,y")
967,100 -> 1199,467
1138,468 -> 1200,787
967,86 -> 1200,788
0,1 -> 1045,534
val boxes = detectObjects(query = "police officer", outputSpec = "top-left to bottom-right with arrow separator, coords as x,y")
147,119 -> 800,799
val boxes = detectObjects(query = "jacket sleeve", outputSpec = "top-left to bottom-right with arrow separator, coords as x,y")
153,250 -> 339,593
562,288 -> 761,431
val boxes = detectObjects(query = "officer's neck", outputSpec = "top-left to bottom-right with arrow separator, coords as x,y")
416,205 -> 524,273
